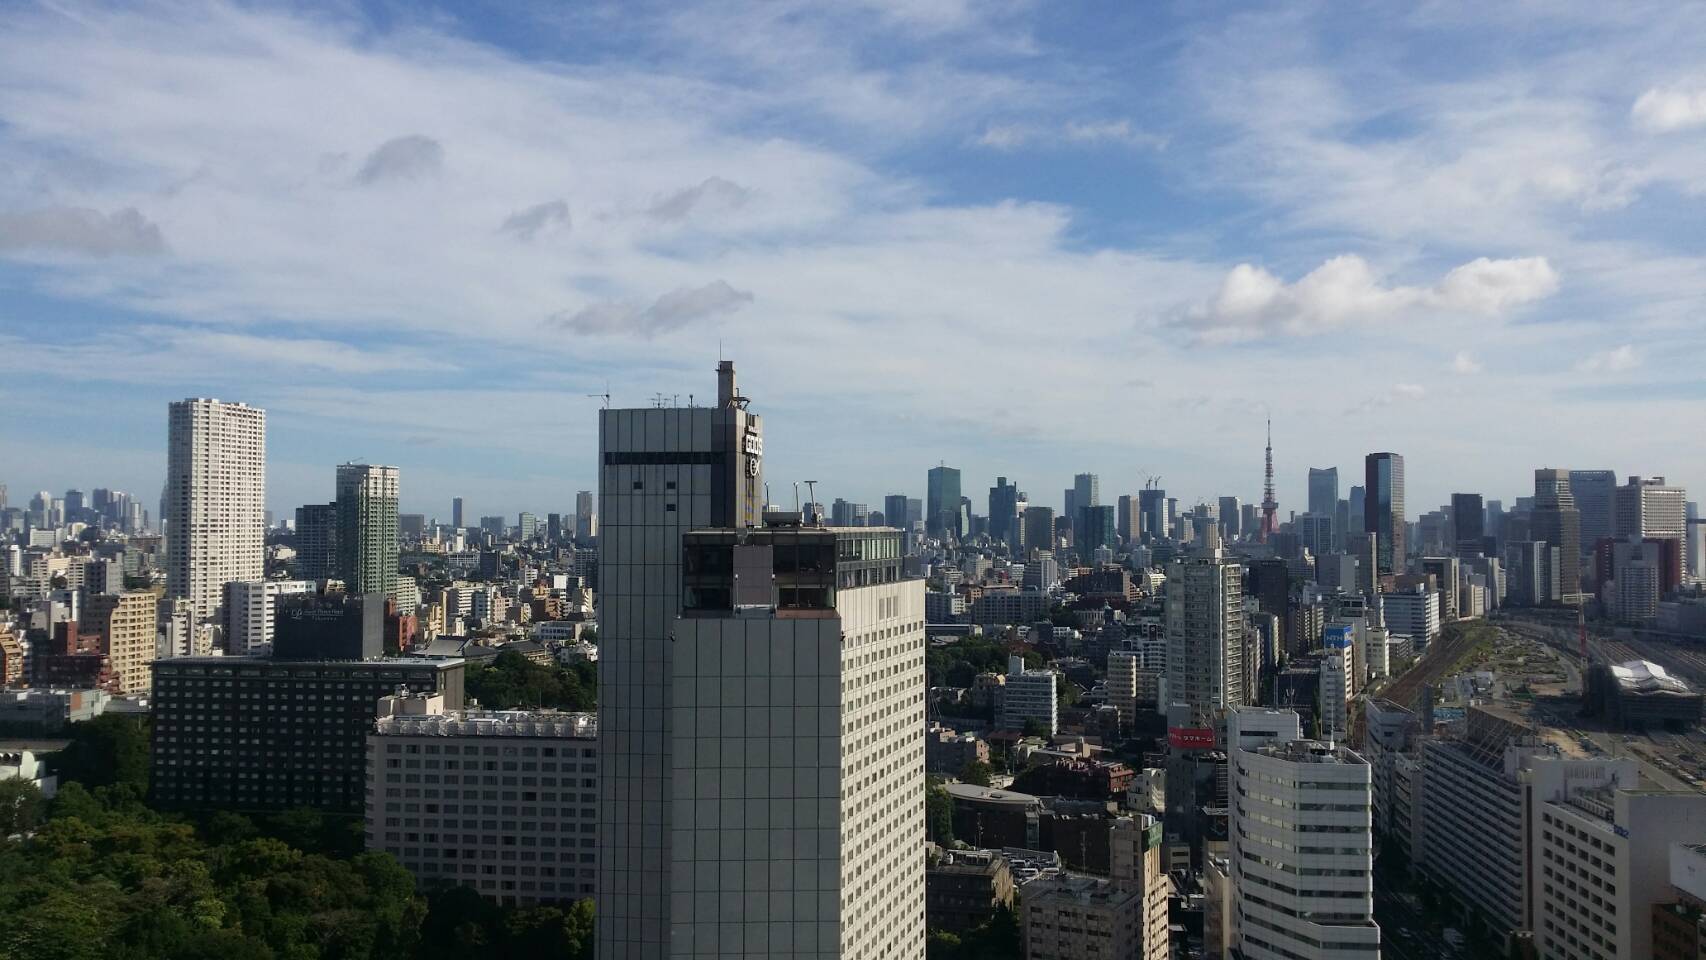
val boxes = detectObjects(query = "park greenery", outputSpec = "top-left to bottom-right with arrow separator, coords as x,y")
0,705 -> 594,960
464,650 -> 597,712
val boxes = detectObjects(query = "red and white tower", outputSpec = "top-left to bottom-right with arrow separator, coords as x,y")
1260,418 -> 1279,542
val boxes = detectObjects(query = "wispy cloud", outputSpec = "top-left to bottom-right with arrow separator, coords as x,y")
552,281 -> 755,338
355,135 -> 443,185
1450,351 -> 1484,375
499,200 -> 570,240
976,118 -> 1167,151
1576,344 -> 1640,374
0,206 -> 168,257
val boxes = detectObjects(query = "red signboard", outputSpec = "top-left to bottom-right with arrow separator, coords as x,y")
1168,726 -> 1216,750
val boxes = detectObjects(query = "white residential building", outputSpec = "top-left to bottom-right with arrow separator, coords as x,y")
1164,530 -> 1245,727
1001,656 -> 1059,735
225,579 -> 314,656
365,692 -> 598,904
1228,708 -> 1380,960
166,398 -> 266,628
1107,649 -> 1139,730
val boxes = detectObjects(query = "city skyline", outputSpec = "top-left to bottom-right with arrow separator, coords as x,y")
5,2 -> 1706,516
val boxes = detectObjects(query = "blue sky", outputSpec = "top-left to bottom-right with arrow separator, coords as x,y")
2,0 -> 1705,522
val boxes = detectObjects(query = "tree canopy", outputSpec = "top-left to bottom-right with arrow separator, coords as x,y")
465,651 -> 596,711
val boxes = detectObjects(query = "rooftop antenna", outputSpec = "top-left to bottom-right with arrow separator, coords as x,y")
803,480 -> 820,525
793,482 -> 801,515
585,380 -> 610,408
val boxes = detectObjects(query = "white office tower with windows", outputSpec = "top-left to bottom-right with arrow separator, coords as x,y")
674,523 -> 925,959
166,398 -> 266,628
596,362 -> 766,959
1228,708 -> 1380,960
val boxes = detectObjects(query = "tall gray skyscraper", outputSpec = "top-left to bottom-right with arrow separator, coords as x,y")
1569,470 -> 1616,551
1074,472 -> 1100,510
1218,495 -> 1242,541
1363,454 -> 1405,577
575,489 -> 596,541
988,476 -> 1020,546
674,524 -> 926,959
1308,467 -> 1339,517
1023,505 -> 1056,555
884,494 -> 911,532
335,463 -> 400,599
1451,492 -> 1485,557
926,465 -> 962,539
1138,488 -> 1166,542
596,362 -> 765,959
294,503 -> 338,581
452,496 -> 464,529
166,399 -> 266,626
1531,468 -> 1581,604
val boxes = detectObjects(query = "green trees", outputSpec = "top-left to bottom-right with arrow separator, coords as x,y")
957,761 -> 993,787
0,778 -> 44,835
465,651 -> 597,711
54,714 -> 150,794
926,777 -> 955,847
926,906 -> 1020,960
0,772 -> 593,960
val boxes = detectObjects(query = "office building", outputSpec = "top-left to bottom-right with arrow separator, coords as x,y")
989,477 -> 1021,547
365,691 -> 598,905
295,502 -> 338,581
675,521 -> 925,958
166,398 -> 266,627
150,655 -> 465,812
1218,495 -> 1242,541
336,463 -> 400,599
1308,467 -> 1339,517
1452,492 -> 1485,556
1567,470 -> 1616,554
927,466 -> 963,539
82,591 -> 157,696
518,511 -> 539,540
1023,506 -> 1057,556
1078,504 -> 1116,555
595,361 -> 765,958
1138,488 -> 1166,542
574,490 -> 597,541
1382,583 -> 1440,649
225,579 -> 315,656
1531,468 -> 1583,603
1533,787 -> 1706,959
1296,512 -> 1334,559
1363,453 -> 1405,578
1165,532 -> 1245,728
1001,655 -> 1059,735
884,494 -> 912,533
1616,476 -> 1688,542
1227,708 -> 1379,960
1108,650 -> 1140,731
1074,472 -> 1101,512
452,496 -> 465,529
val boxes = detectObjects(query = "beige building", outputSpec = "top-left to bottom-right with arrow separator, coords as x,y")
1022,816 -> 1169,960
84,591 -> 157,695
166,398 -> 266,626
1533,788 -> 1706,960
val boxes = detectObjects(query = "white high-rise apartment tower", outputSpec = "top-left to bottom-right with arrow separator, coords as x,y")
1164,528 -> 1245,727
596,362 -> 765,959
166,399 -> 266,627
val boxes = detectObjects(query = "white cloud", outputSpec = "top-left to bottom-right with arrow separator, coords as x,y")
1177,254 -> 1558,342
976,118 -> 1166,151
553,281 -> 755,337
1632,86 -> 1706,132
0,206 -> 167,257
1576,344 -> 1640,373
1450,351 -> 1484,374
